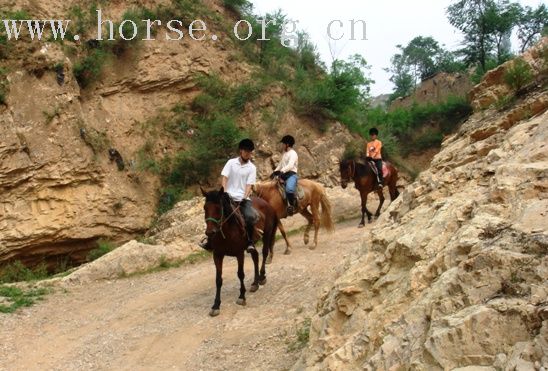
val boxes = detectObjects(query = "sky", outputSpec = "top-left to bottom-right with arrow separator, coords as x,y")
250,0 -> 545,96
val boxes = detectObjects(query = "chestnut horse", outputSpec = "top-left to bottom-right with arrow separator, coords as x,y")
339,159 -> 400,227
202,187 -> 278,317
254,179 -> 334,259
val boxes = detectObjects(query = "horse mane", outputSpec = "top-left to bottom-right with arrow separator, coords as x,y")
205,190 -> 237,225
253,181 -> 277,198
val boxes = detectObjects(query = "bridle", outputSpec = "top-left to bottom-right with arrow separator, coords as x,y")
342,160 -> 356,183
205,199 -> 242,239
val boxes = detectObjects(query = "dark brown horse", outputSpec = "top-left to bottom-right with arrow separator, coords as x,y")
254,179 -> 334,259
339,159 -> 400,227
202,187 -> 278,317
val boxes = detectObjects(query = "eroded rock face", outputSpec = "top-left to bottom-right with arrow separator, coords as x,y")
296,50 -> 548,370
0,0 -> 354,264
390,72 -> 473,110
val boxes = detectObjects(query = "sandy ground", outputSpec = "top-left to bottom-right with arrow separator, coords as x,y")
0,219 -> 369,371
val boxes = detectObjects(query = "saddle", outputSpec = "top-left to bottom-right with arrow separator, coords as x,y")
276,179 -> 305,201
366,160 -> 391,179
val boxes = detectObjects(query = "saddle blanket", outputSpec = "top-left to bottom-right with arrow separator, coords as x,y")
277,183 -> 305,201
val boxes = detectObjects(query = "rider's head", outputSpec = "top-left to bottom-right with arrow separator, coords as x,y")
369,128 -> 379,140
280,135 -> 295,151
238,138 -> 255,162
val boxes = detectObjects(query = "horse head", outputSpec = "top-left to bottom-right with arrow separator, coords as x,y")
201,186 -> 226,238
339,159 -> 355,189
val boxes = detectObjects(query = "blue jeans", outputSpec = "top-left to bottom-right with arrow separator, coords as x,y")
285,174 -> 298,194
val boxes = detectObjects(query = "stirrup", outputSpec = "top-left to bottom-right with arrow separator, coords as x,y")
287,205 -> 295,216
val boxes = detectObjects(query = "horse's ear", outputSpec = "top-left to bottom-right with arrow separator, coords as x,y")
219,186 -> 224,194
200,186 -> 207,197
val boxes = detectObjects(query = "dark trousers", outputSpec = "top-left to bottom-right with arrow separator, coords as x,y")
374,159 -> 383,184
240,199 -> 256,244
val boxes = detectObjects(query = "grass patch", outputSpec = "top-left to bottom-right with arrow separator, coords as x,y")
288,317 -> 311,351
0,286 -> 49,313
118,251 -> 211,279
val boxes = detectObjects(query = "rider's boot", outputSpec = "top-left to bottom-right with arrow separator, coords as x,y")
246,224 -> 257,253
286,193 -> 296,216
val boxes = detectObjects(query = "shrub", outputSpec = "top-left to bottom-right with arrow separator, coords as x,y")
87,239 -> 115,262
223,0 -> 252,14
73,49 -> 109,88
0,261 -> 48,284
504,58 -> 534,93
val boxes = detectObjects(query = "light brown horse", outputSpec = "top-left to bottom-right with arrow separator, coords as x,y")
254,179 -> 334,260
339,159 -> 400,227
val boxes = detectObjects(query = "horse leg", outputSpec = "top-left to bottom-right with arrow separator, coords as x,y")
359,191 -> 372,227
389,180 -> 400,201
300,208 -> 314,246
236,254 -> 246,306
249,248 -> 260,293
209,253 -> 224,317
310,201 -> 320,250
259,229 -> 271,286
277,220 -> 292,257
374,188 -> 385,218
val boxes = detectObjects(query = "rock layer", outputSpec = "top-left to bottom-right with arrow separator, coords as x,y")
296,41 -> 548,370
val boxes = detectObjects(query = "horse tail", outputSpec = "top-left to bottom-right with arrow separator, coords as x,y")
319,189 -> 335,232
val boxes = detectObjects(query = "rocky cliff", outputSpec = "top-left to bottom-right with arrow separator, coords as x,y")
0,0 -> 353,265
296,39 -> 548,370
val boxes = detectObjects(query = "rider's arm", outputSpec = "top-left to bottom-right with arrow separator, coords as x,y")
221,176 -> 228,189
244,184 -> 253,199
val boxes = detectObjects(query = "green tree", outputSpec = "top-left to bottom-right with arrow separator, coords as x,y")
516,4 -> 548,53
447,0 -> 496,71
485,0 -> 521,64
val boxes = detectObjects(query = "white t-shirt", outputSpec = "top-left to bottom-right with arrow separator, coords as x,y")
275,148 -> 298,173
221,157 -> 257,201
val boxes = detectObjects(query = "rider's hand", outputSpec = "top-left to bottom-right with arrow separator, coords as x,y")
270,171 -> 281,179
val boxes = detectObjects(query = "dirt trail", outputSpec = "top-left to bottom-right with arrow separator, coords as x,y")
0,220 -> 366,371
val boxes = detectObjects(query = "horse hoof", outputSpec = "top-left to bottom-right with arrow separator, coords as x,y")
236,298 -> 246,306
284,249 -> 291,255
266,256 -> 273,265
358,224 -> 365,228
209,309 -> 220,317
259,278 -> 267,285
309,245 -> 316,250
304,238 -> 309,245
250,284 -> 259,293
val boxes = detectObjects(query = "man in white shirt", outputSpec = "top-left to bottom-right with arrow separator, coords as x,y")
200,138 -> 258,253
271,135 -> 299,215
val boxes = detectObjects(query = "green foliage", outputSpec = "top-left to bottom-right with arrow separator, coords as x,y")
223,0 -> 252,14
0,261 -> 48,284
346,96 -> 472,157
191,75 -> 264,120
516,4 -> 548,53
73,49 -> 110,88
294,55 -> 373,128
0,286 -> 49,313
386,36 -> 466,101
504,57 -> 534,92
87,239 -> 115,262
493,94 -> 516,111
